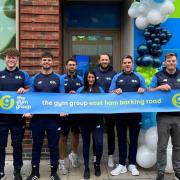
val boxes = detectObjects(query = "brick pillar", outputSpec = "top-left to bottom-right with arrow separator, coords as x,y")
19,0 -> 63,159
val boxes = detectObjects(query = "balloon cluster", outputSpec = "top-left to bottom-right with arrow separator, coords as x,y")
136,24 -> 172,68
128,0 -> 175,29
137,126 -> 174,172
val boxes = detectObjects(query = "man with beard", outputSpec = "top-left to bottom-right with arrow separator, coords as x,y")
25,52 -> 63,180
58,58 -> 83,175
93,53 -> 116,168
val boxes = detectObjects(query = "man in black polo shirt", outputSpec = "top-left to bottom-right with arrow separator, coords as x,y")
149,53 -> 180,180
109,55 -> 146,176
0,48 -> 30,180
93,53 -> 116,168
58,58 -> 83,174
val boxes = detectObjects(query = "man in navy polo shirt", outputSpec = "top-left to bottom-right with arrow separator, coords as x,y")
149,53 -> 180,180
109,55 -> 146,177
58,58 -> 83,174
93,53 -> 116,168
25,51 -> 64,180
0,48 -> 30,180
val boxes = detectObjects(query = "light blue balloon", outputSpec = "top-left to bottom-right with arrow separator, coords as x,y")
153,0 -> 165,3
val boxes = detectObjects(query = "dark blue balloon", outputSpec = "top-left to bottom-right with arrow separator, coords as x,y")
150,48 -> 163,57
136,56 -> 142,66
161,39 -> 167,45
154,26 -> 161,33
153,57 -> 162,68
153,37 -> 160,44
151,43 -> 159,50
166,33 -> 172,39
137,44 -> 149,55
141,54 -> 154,67
159,33 -> 166,40
144,31 -> 151,40
151,33 -> 156,39
147,25 -> 155,32
146,39 -> 153,46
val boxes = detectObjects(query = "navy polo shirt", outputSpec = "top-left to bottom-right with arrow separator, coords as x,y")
61,73 -> 83,93
109,72 -> 146,92
93,66 -> 116,93
30,72 -> 64,119
0,67 -> 30,124
150,68 -> 180,116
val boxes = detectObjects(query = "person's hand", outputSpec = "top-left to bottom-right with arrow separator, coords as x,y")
60,112 -> 68,117
137,87 -> 145,94
111,88 -> 122,94
22,113 -> 33,118
69,90 -> 76,94
158,84 -> 171,91
17,87 -> 29,94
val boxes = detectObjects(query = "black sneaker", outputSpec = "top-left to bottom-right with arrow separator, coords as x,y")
94,163 -> 101,177
175,173 -> 180,180
156,172 -> 164,180
26,166 -> 40,180
14,169 -> 22,180
50,166 -> 60,180
83,168 -> 90,179
0,172 -> 5,180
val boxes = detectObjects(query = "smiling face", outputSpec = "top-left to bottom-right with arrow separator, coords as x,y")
40,57 -> 53,70
5,55 -> 18,70
99,54 -> 110,69
122,57 -> 134,74
87,72 -> 96,86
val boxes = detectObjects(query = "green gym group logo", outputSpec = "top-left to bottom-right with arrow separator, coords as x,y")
0,95 -> 15,110
172,94 -> 180,108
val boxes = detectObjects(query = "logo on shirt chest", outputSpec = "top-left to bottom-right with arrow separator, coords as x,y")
177,79 -> 180,82
0,75 -> 6,79
106,77 -> 111,81
50,81 -> 57,85
132,79 -> 138,83
37,81 -> 42,84
163,79 -> 168,82
15,76 -> 22,80
76,82 -> 81,86
118,79 -> 124,83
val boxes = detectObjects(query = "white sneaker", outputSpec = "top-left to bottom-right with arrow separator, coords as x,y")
110,164 -> 127,176
59,160 -> 68,175
128,164 -> 139,176
108,155 -> 114,168
69,152 -> 80,168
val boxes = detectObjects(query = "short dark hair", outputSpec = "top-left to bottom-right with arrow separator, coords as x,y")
122,55 -> 134,63
99,52 -> 110,59
4,48 -> 20,57
41,51 -> 53,59
66,58 -> 77,65
165,52 -> 177,60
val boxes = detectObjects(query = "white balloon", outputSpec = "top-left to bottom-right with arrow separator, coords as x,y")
138,3 -> 148,16
160,1 -> 175,15
135,16 -> 149,29
147,9 -> 164,25
145,127 -> 158,151
136,145 -> 157,168
128,7 -> 140,18
165,149 -> 174,173
138,129 -> 146,146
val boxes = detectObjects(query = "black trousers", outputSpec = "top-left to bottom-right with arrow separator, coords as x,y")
116,113 -> 141,165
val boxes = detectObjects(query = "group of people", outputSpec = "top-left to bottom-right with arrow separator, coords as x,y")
0,48 -> 180,180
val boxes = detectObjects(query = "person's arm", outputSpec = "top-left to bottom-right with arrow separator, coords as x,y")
109,73 -> 122,94
149,75 -> 171,92
136,73 -> 146,94
59,74 -> 65,93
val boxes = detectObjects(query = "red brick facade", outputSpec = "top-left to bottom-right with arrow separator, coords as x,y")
19,0 -> 62,159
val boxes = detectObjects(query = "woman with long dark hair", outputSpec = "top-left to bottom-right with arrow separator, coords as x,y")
77,71 -> 104,179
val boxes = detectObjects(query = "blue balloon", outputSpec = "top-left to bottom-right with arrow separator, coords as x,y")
141,54 -> 154,66
147,25 -> 155,32
137,44 -> 149,55
135,56 -> 142,66
161,39 -> 167,45
153,0 -> 165,3
153,57 -> 162,68
146,39 -> 153,46
153,37 -> 160,44
159,33 -> 166,40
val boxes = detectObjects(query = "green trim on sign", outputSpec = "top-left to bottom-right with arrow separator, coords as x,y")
169,1 -> 180,18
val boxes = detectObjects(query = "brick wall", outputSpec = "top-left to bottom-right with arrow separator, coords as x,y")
19,0 -> 62,159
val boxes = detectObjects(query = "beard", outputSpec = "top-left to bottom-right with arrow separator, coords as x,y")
100,64 -> 109,70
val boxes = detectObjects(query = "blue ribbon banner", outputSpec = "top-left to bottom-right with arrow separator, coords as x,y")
0,90 -> 180,114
